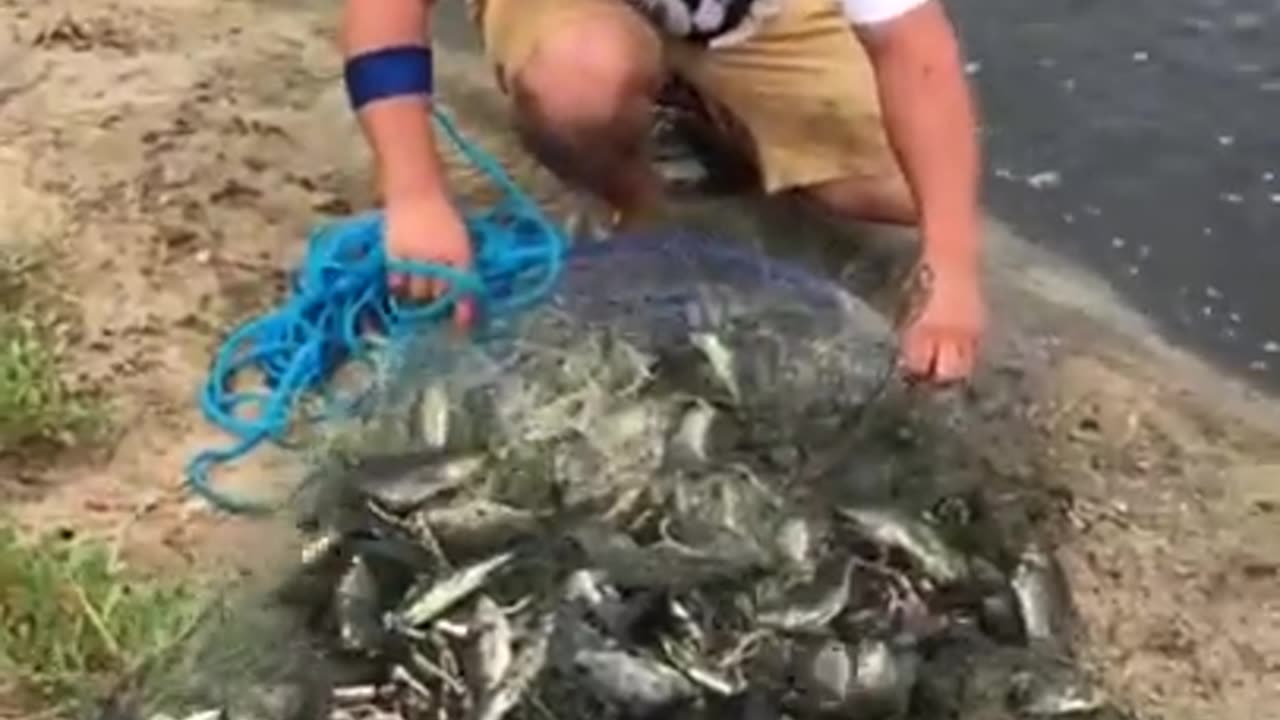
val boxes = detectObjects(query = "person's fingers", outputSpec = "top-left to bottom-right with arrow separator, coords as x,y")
388,272 -> 407,295
453,296 -> 475,333
900,329 -> 938,380
407,274 -> 434,301
933,338 -> 968,384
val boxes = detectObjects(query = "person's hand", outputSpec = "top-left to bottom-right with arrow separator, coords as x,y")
896,251 -> 985,384
384,192 -> 475,329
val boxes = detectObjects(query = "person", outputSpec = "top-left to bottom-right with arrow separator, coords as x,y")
339,0 -> 985,384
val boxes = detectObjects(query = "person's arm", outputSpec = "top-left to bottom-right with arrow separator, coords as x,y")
340,0 -> 449,205
852,0 -> 981,271
844,0 -> 985,381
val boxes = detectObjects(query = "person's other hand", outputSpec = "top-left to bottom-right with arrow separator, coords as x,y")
384,193 -> 475,329
897,254 -> 985,384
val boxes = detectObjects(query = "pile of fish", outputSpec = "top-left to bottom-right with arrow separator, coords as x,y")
263,468 -> 1124,720
145,273 -> 1127,720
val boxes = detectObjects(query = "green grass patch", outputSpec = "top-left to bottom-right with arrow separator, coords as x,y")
0,246 -> 106,453
0,523 -> 211,716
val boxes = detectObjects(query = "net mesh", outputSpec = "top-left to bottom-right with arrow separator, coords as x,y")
304,231 -> 897,531
110,232 -> 1118,720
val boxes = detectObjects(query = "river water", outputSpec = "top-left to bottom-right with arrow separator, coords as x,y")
948,0 -> 1280,394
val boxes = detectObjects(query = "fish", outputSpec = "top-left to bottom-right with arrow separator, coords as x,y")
473,611 -> 556,720
1009,662 -> 1110,717
793,639 -> 853,709
562,569 -> 629,637
835,506 -> 970,585
550,600 -> 612,672
394,551 -> 516,628
390,665 -> 434,703
416,382 -> 451,450
660,636 -> 739,697
333,556 -> 385,655
573,648 -> 698,713
466,595 -> 514,693
978,586 -> 1027,646
330,685 -> 380,706
665,596 -> 706,647
300,530 -> 345,571
178,711 -> 225,720
792,637 -> 919,716
668,398 -> 717,466
419,497 -> 543,555
773,517 -> 814,574
847,637 -> 919,717
690,331 -> 741,403
711,688 -> 784,720
1010,542 -> 1077,653
599,400 -> 665,444
757,556 -> 853,634
571,527 -> 768,591
345,451 -> 487,514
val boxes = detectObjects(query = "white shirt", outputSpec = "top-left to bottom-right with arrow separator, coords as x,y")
840,0 -> 930,25
627,0 -> 929,48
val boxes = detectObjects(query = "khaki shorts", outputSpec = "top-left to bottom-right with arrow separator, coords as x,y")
473,0 -> 901,194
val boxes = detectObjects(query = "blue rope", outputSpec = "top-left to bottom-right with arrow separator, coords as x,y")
184,108 -> 569,515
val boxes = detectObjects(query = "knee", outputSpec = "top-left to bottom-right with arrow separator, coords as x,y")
513,15 -> 661,129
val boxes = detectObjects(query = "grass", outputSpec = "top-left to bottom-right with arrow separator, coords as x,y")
0,246 -> 105,453
0,523 -> 211,717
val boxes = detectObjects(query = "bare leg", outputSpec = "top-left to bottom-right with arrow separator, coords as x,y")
507,11 -> 666,228
800,171 -> 918,227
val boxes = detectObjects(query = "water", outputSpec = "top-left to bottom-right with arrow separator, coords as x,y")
949,0 -> 1280,394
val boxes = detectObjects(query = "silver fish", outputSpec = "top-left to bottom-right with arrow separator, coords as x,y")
668,399 -> 717,466
416,382 -> 450,449
334,556 -> 383,654
836,506 -> 969,585
1010,664 -> 1109,717
848,637 -> 919,716
351,451 -> 486,513
395,551 -> 515,628
473,611 -> 555,720
774,517 -> 814,574
562,569 -> 628,637
666,596 -> 706,647
690,331 -> 741,403
757,557 -> 853,634
299,530 -> 344,571
660,636 -> 738,697
550,601 -> 612,671
390,665 -> 433,703
979,586 -> 1026,645
604,538 -> 766,591
467,596 -> 514,693
573,648 -> 698,713
420,498 -> 542,554
330,685 -> 380,706
795,639 -> 853,708
178,711 -> 226,720
1011,543 -> 1076,652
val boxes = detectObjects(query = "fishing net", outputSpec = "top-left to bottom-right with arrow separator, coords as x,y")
307,230 -> 898,500
106,231 -> 1131,720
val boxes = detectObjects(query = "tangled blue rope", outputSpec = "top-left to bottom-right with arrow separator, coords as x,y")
185,108 -> 569,515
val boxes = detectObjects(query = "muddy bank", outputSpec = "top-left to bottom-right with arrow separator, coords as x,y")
0,2 -> 1277,719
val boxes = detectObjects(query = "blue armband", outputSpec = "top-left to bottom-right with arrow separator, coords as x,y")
344,45 -> 434,111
